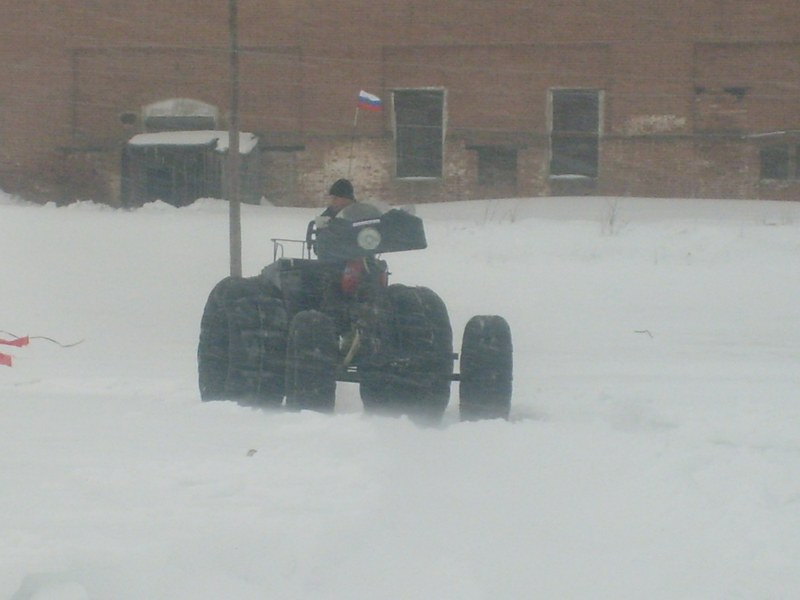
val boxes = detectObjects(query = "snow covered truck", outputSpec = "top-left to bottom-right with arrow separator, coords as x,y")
197,203 -> 512,423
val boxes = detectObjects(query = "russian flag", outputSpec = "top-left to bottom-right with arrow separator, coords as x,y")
357,90 -> 382,112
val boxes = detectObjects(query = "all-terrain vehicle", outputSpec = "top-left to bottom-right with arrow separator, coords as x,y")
197,202 -> 512,423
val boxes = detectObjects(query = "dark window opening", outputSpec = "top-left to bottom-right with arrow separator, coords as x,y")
119,112 -> 137,126
144,115 -> 217,132
394,89 -> 444,178
796,145 -> 800,179
760,145 -> 791,180
550,89 -> 600,178
477,147 -> 518,187
723,86 -> 749,102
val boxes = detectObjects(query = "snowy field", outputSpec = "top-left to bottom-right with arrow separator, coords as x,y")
2,191 -> 800,599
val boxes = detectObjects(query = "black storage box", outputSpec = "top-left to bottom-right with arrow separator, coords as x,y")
315,208 -> 427,260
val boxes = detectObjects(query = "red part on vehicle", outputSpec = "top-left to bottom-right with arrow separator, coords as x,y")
341,259 -> 389,295
341,259 -> 365,295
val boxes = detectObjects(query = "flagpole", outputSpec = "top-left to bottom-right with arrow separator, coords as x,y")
348,106 -> 360,178
348,91 -> 381,177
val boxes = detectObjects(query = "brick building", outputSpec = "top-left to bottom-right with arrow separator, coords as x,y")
1,0 -> 799,207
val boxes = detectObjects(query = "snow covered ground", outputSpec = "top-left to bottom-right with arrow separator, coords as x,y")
1,191 -> 799,599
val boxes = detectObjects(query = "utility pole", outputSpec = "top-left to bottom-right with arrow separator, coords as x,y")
227,0 -> 242,277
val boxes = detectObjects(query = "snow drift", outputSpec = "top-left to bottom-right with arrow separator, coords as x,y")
2,192 -> 799,599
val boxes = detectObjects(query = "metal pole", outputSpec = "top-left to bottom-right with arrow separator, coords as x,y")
227,0 -> 242,277
347,107 -> 359,177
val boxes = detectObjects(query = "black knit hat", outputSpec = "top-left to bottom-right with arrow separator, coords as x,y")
328,178 -> 355,201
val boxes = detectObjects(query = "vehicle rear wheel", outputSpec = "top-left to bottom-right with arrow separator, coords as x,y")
459,315 -> 513,421
360,285 -> 453,424
198,277 -> 233,401
285,310 -> 338,413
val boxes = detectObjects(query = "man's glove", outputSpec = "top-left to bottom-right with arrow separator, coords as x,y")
314,215 -> 331,229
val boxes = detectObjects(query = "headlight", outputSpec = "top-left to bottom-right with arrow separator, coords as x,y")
356,227 -> 382,251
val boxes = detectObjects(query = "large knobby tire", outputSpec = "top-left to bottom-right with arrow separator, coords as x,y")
198,277 -> 234,401
459,315 -> 513,421
198,276 -> 288,405
360,284 -> 453,425
285,310 -> 338,413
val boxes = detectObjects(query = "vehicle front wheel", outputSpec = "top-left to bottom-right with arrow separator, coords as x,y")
459,315 -> 513,421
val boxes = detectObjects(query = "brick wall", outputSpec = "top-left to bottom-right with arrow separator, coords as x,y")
1,0 -> 799,204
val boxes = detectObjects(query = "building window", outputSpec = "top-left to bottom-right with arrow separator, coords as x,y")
759,144 -> 800,181
393,89 -> 444,178
760,145 -> 790,180
796,147 -> 800,180
550,89 -> 600,178
476,146 -> 517,187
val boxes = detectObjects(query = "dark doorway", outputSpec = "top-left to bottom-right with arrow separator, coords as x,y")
121,132 -> 260,208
